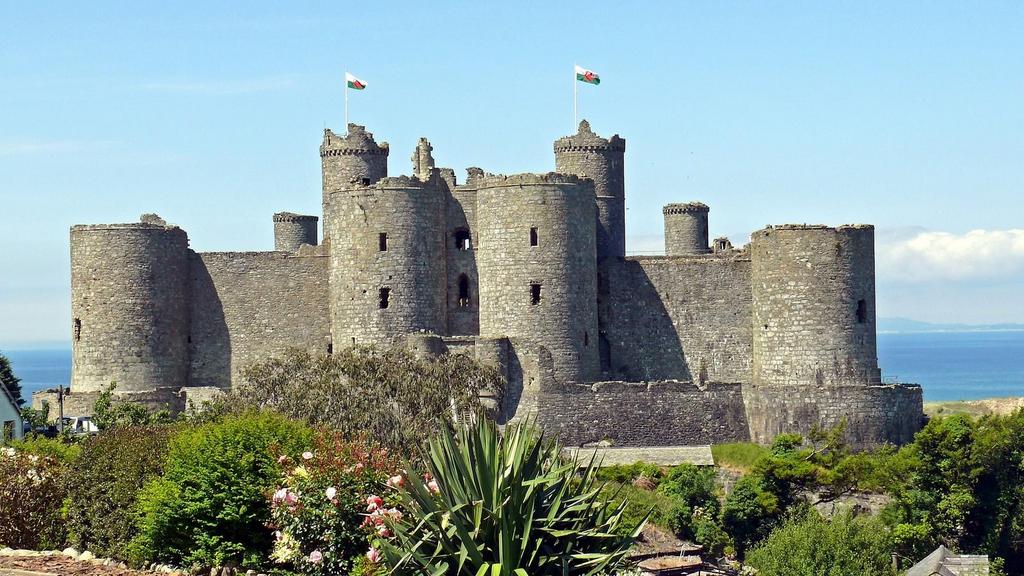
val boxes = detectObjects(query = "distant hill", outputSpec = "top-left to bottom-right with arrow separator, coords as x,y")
879,317 -> 1024,334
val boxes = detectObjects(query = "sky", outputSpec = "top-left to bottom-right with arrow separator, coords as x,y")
1,1 -> 1022,347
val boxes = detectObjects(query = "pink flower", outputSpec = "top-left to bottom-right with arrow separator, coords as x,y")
272,488 -> 288,504
325,486 -> 337,500
387,474 -> 404,488
366,495 -> 383,512
285,491 -> 299,505
427,479 -> 440,495
386,507 -> 403,521
377,525 -> 392,538
302,451 -> 314,460
354,462 -> 364,471
277,455 -> 288,464
366,548 -> 381,563
308,550 -> 323,564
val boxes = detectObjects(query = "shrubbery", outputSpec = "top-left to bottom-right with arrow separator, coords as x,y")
269,432 -> 398,575
133,411 -> 313,569
0,446 -> 67,549
65,425 -> 176,559
745,509 -> 897,576
237,346 -> 503,455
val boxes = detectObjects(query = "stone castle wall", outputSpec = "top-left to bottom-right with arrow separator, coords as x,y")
189,250 -> 330,389
601,255 -> 753,383
476,173 -> 600,384
63,121 -> 924,448
70,222 -> 191,393
751,225 -> 881,387
326,175 -> 447,346
537,380 -> 750,446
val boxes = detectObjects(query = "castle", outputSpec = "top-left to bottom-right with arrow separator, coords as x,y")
62,120 -> 923,447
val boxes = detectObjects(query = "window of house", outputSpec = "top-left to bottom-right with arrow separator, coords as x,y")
458,274 -> 470,307
530,227 -> 538,247
379,287 -> 391,309
454,229 -> 471,251
530,283 -> 541,305
379,232 -> 388,251
856,299 -> 867,324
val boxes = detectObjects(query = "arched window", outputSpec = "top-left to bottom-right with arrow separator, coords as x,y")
454,229 -> 471,251
458,274 -> 471,307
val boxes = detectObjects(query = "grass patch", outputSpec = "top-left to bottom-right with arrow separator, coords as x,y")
711,442 -> 768,473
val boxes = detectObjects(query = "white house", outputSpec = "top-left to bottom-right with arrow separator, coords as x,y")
1,383 -> 24,441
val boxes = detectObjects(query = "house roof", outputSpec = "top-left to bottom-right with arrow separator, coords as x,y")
906,545 -> 990,576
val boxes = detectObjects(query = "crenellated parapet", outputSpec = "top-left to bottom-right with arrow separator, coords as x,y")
664,202 -> 712,256
552,120 -> 626,153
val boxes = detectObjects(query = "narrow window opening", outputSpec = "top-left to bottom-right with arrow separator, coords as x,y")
361,177 -> 371,185
454,229 -> 471,251
351,337 -> 356,345
584,331 -> 589,347
856,299 -> 867,324
73,318 -> 81,342
326,343 -> 333,355
458,274 -> 470,307
379,232 -> 388,251
530,283 -> 542,305
530,227 -> 539,247
379,287 -> 391,309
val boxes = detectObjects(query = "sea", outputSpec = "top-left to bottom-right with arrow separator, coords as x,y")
3,331 -> 1024,403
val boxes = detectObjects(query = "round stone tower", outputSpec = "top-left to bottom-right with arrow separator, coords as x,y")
70,216 -> 190,393
476,173 -> 600,383
554,120 -> 625,260
751,224 -> 881,388
663,202 -> 711,255
327,175 -> 447,347
320,124 -> 389,235
273,212 -> 318,251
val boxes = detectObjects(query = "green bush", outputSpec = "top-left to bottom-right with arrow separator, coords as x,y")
600,482 -> 678,536
377,419 -> 645,575
8,435 -> 81,462
745,509 -> 897,576
132,411 -> 313,570
720,474 -> 780,557
0,446 -> 67,549
65,425 -> 176,559
594,462 -> 664,485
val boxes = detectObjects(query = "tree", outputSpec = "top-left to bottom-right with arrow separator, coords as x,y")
0,352 -> 24,407
92,383 -> 173,430
237,346 -> 504,456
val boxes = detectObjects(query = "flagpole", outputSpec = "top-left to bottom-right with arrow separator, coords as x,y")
573,63 -> 578,129
345,79 -> 349,127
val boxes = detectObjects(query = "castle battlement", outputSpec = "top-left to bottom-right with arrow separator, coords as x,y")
65,119 -> 922,448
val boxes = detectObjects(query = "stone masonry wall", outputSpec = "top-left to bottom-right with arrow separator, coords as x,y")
320,124 -> 389,237
538,380 -> 750,447
554,120 -> 626,260
273,213 -> 318,251
70,223 -> 191,393
602,255 -> 753,383
743,383 -> 924,448
663,203 -> 711,256
751,225 -> 880,387
190,250 -> 330,389
447,178 -> 480,335
476,173 -> 600,384
327,176 -> 447,346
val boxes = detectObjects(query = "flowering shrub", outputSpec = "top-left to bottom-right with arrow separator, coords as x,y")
0,446 -> 68,549
269,431 -> 399,576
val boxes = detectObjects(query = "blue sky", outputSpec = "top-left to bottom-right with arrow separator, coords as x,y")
1,1 -> 1022,346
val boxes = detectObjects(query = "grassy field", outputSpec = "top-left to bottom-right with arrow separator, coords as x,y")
925,396 -> 1024,418
711,442 -> 768,473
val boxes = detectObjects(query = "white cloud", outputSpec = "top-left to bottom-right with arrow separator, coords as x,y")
878,228 -> 1024,282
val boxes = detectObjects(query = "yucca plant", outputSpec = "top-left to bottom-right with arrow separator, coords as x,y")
376,418 -> 647,575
